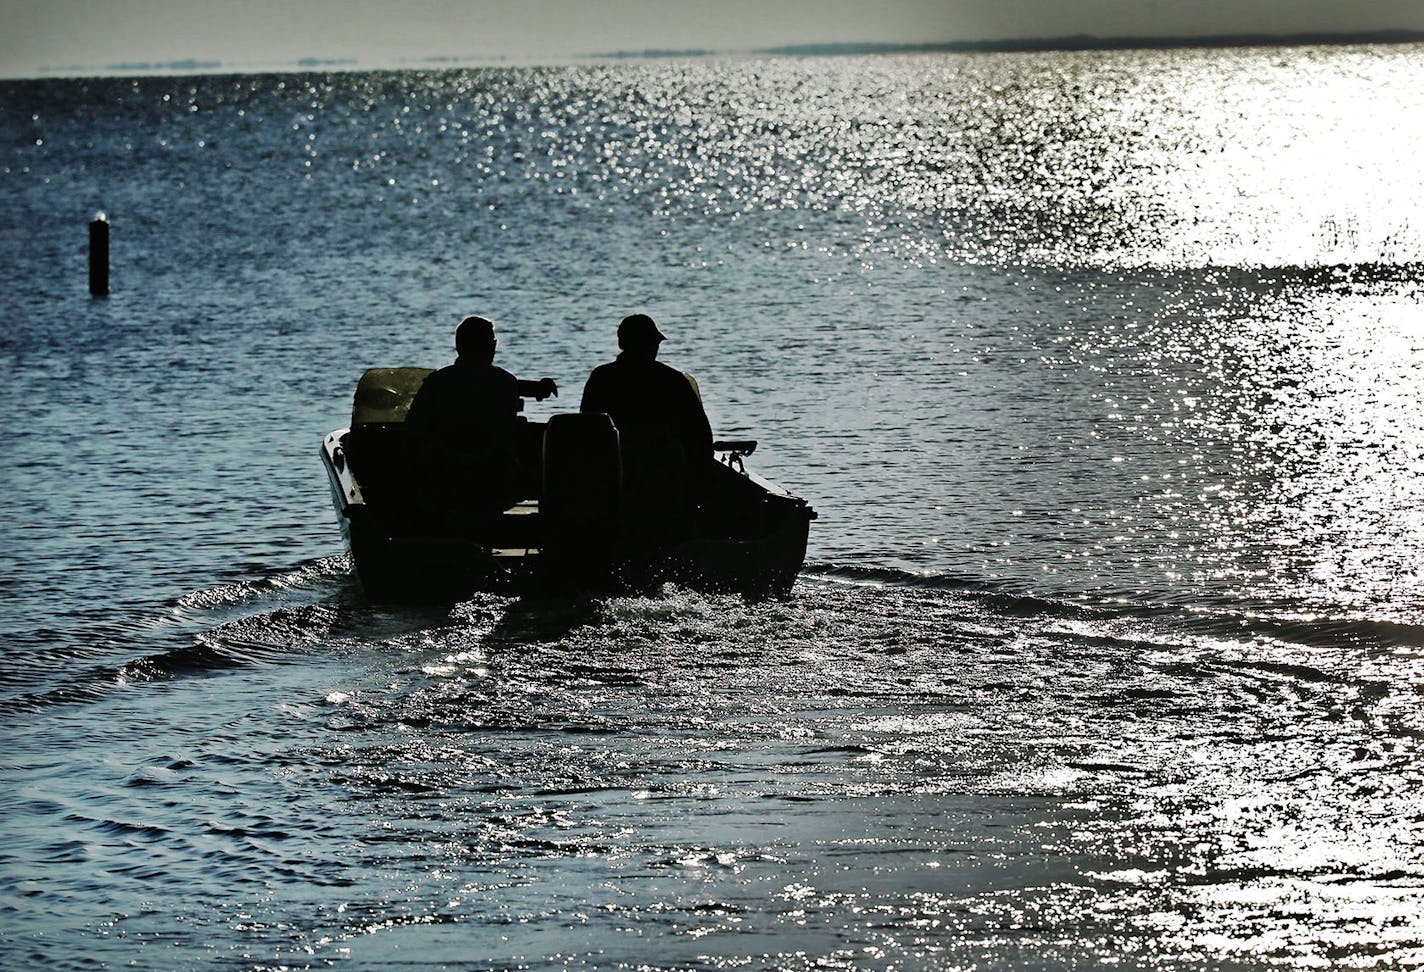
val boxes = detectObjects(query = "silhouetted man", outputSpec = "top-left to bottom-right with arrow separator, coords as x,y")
407,315 -> 557,516
581,314 -> 712,535
581,313 -> 712,461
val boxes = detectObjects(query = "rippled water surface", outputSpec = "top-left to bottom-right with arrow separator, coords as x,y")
2,47 -> 1424,970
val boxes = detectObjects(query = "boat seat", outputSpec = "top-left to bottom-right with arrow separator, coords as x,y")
342,423 -> 419,509
351,367 -> 433,428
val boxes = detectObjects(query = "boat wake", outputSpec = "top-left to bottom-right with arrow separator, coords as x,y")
171,554 -> 356,613
0,557 -> 364,714
803,561 -> 1424,656
10,551 -> 1419,723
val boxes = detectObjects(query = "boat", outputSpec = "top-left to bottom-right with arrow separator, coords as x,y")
321,367 -> 817,603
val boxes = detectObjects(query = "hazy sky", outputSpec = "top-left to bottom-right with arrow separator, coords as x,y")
3,0 -> 1423,77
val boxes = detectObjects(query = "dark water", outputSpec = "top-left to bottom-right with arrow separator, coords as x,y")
3,46 -> 1424,969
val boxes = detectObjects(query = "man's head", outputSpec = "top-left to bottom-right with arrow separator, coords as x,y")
617,313 -> 666,357
455,315 -> 497,363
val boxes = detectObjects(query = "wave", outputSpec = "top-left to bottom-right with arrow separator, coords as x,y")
0,557 -> 365,715
170,555 -> 355,613
802,561 -> 1424,654
9,553 -> 1418,716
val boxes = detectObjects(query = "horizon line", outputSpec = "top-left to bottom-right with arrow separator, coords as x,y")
7,27 -> 1423,81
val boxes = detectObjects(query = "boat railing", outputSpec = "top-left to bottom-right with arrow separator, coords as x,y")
713,439 -> 757,472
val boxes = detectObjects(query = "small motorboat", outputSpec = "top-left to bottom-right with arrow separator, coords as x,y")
321,368 -> 816,603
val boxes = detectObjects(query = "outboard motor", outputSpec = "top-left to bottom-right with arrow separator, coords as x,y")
541,412 -> 623,585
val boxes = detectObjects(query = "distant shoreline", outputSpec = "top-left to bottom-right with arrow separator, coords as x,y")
11,29 -> 1424,81
752,29 -> 1424,57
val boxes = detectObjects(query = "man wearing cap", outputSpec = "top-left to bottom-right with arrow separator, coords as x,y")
580,313 -> 713,463
407,315 -> 558,516
580,314 -> 713,535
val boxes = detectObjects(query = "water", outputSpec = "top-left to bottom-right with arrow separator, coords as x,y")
2,45 -> 1423,970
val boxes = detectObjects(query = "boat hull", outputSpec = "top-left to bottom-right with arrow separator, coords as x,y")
321,425 -> 813,603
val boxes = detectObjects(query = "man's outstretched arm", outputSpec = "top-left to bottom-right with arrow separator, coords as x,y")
516,377 -> 559,401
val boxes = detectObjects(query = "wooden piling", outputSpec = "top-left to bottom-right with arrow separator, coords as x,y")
89,215 -> 109,297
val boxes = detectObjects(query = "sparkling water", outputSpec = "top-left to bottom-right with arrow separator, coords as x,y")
2,46 -> 1423,970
